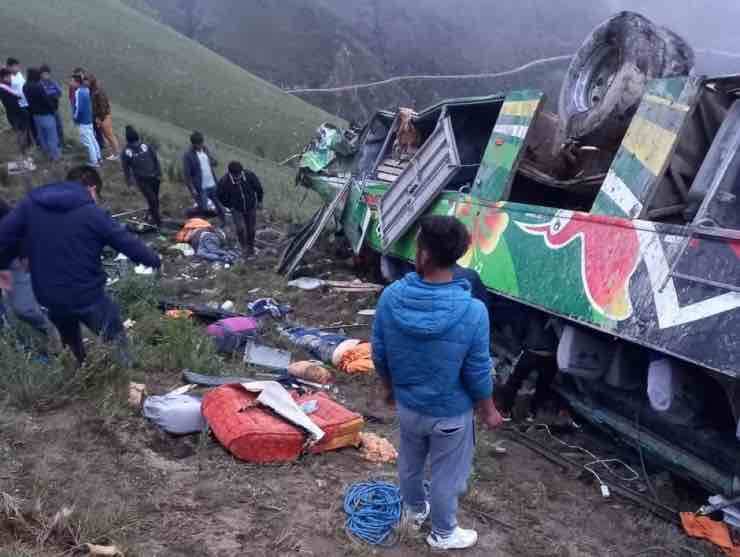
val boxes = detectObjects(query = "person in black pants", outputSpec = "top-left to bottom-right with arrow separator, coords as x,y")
0,165 -> 160,364
217,161 -> 263,258
121,126 -> 162,227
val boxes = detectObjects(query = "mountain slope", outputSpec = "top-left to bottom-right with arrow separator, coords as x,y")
0,0 -> 342,162
139,0 -> 613,120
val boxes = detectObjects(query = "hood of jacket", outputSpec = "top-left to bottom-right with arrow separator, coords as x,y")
385,272 -> 474,339
29,182 -> 94,213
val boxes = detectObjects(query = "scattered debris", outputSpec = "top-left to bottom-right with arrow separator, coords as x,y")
220,300 -> 235,311
133,264 -> 154,275
277,180 -> 351,277
681,512 -> 740,556
165,309 -> 193,319
359,433 -> 398,463
6,158 -> 36,175
84,543 -> 123,556
288,277 -> 324,291
206,316 -> 259,353
337,342 -> 374,374
287,277 -> 383,293
244,340 -> 292,370
288,360 -> 333,384
142,391 -> 206,435
344,481 -> 401,546
123,318 -> 136,329
168,243 -> 195,257
203,385 -> 363,463
128,382 -> 147,408
357,309 -> 376,317
248,298 -> 292,319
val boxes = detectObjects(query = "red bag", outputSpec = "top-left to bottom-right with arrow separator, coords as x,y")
202,384 -> 364,463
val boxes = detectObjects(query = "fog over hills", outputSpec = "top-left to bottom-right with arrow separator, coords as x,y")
139,0 -> 740,120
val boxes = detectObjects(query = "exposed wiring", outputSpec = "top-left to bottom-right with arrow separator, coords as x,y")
533,424 -> 639,496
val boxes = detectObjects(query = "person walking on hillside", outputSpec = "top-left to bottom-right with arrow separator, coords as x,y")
71,74 -> 102,167
217,161 -> 263,258
6,58 -> 28,115
88,74 -> 120,160
183,131 -> 226,226
0,165 -> 161,364
39,64 -> 64,148
121,125 -> 162,227
0,68 -> 32,156
0,198 -> 61,350
23,68 -> 60,162
372,215 -> 503,551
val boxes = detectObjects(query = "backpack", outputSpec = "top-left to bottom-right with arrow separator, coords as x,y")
206,317 -> 259,353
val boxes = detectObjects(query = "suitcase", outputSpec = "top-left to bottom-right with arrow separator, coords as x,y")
202,384 -> 364,463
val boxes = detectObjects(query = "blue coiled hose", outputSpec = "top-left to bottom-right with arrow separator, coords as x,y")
344,481 -> 402,545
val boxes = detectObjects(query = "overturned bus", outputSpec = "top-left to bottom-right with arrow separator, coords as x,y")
289,12 -> 740,496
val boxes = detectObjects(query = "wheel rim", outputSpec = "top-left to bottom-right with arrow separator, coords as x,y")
572,44 -> 620,112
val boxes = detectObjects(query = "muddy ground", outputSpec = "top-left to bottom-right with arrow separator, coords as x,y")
0,132 -> 720,556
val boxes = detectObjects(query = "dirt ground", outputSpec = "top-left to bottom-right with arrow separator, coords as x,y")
0,133 -> 721,556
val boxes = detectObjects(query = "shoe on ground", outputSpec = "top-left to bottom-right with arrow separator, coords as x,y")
403,501 -> 430,530
427,527 -> 478,550
500,410 -> 513,422
106,154 -> 120,161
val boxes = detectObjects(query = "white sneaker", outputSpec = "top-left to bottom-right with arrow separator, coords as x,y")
427,527 -> 478,550
403,501 -> 430,530
106,154 -> 120,161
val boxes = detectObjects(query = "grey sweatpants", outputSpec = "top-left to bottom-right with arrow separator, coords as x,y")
397,404 -> 475,536
5,263 -> 55,337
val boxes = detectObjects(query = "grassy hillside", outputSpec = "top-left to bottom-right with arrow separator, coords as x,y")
0,97 -> 318,223
0,0 -> 342,162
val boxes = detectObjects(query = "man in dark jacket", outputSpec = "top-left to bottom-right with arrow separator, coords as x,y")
23,67 -> 60,161
183,131 -> 226,226
0,68 -> 32,156
217,161 -> 263,257
121,126 -> 162,227
40,64 -> 64,148
0,165 -> 161,364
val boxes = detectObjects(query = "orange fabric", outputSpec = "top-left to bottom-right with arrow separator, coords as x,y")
202,386 -> 364,463
681,512 -> 740,557
339,342 -> 374,374
165,309 -> 193,319
174,218 -> 212,243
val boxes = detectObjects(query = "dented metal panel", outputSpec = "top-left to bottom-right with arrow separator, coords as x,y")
379,115 -> 460,252
591,76 -> 702,219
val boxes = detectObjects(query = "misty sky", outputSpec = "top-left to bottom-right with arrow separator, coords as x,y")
607,0 -> 740,72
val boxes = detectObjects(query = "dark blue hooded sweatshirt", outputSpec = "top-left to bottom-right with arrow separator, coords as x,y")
372,272 -> 493,417
0,181 -> 160,314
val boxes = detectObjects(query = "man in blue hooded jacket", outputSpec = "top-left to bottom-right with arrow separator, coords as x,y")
0,165 -> 161,363
372,215 -> 503,550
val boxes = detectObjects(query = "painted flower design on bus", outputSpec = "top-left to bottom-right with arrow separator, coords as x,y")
455,197 -> 509,267
518,210 -> 641,321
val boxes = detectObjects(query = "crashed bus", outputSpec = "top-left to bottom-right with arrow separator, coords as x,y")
286,12 -> 740,496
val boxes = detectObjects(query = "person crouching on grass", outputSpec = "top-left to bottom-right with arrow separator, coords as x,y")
372,215 -> 504,551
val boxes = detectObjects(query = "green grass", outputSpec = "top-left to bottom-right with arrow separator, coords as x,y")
0,0 -> 343,163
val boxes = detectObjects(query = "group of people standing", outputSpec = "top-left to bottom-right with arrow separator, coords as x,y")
0,57 -> 119,165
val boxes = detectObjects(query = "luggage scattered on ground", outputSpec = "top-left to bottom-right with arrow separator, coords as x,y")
142,387 -> 206,435
202,383 -> 364,463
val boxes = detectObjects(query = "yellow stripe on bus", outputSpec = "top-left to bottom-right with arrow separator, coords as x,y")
500,100 -> 540,117
621,116 -> 677,176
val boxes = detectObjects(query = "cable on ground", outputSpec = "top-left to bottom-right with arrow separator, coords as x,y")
534,424 -> 639,495
344,481 -> 402,546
